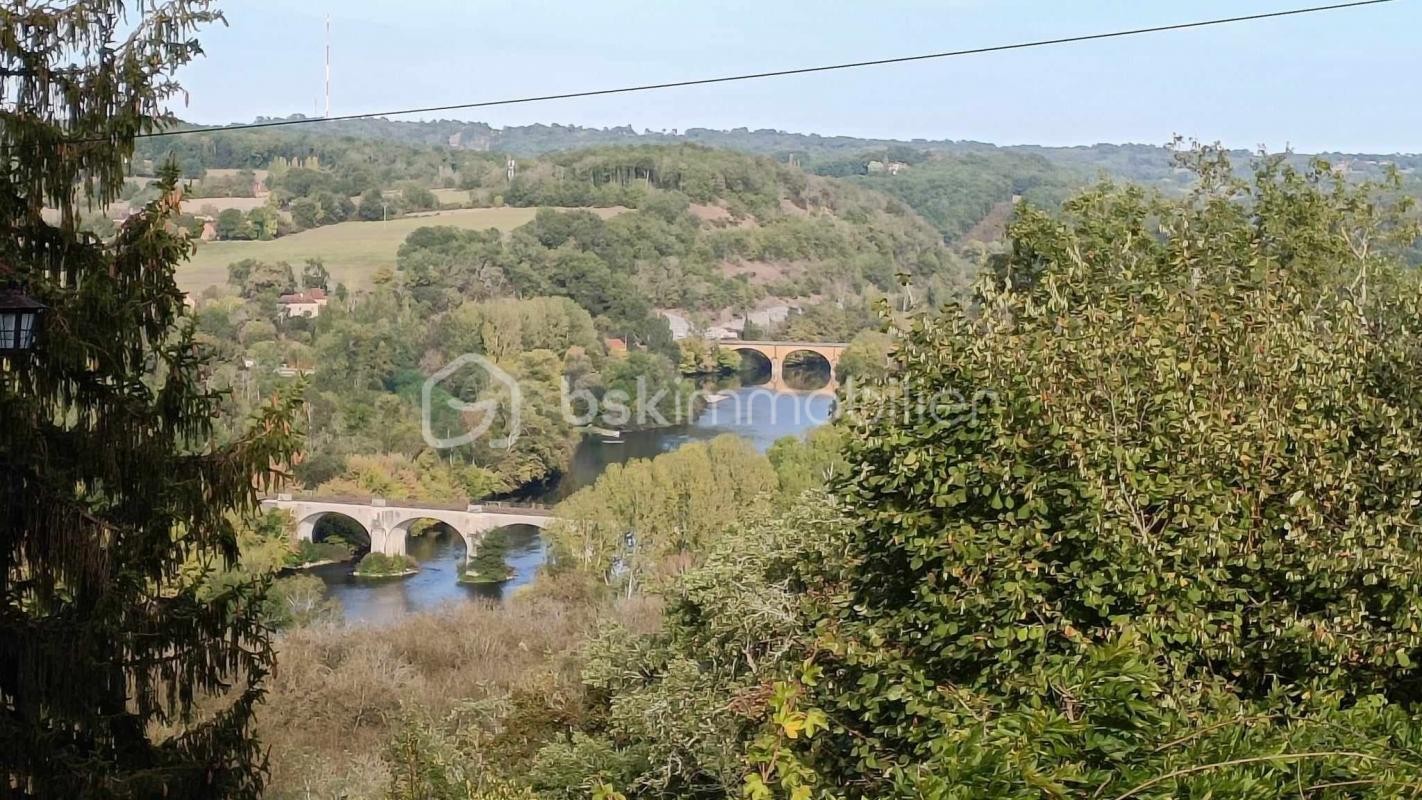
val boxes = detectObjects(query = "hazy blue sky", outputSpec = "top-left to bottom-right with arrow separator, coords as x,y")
174,0 -> 1419,153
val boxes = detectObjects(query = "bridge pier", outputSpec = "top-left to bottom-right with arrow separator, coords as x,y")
370,525 -> 400,556
295,514 -> 319,544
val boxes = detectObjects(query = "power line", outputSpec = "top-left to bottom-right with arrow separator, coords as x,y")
132,0 -> 1392,143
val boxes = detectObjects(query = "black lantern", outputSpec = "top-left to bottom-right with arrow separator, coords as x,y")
0,284 -> 45,353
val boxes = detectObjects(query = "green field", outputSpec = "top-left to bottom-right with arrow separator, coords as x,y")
179,206 -> 619,293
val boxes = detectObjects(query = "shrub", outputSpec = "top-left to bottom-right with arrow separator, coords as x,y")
354,552 -> 418,577
463,529 -> 515,584
262,574 -> 341,628
290,536 -> 354,567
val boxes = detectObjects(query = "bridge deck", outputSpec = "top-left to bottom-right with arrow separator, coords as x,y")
723,340 -> 849,348
266,494 -> 555,517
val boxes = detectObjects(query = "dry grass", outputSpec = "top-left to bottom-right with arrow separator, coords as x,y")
205,167 -> 270,180
432,187 -> 471,207
176,206 -> 623,294
183,196 -> 270,214
258,575 -> 660,799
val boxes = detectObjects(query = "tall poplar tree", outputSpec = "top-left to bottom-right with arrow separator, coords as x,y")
0,3 -> 300,797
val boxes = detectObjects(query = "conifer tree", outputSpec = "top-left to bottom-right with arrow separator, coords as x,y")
0,3 -> 300,796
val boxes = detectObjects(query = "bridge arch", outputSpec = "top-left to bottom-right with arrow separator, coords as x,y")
731,347 -> 774,385
781,349 -> 834,391
296,510 -> 371,550
721,340 -> 846,394
398,517 -> 470,566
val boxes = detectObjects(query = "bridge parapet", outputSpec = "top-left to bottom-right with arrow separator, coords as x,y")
274,491 -> 553,515
723,339 -> 849,348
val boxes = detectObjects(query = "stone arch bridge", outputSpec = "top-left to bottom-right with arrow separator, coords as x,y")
261,494 -> 557,557
723,340 -> 846,393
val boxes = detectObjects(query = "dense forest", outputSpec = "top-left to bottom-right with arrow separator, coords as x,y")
134,118 -> 1422,258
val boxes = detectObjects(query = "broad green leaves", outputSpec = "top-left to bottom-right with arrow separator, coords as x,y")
809,147 -> 1422,795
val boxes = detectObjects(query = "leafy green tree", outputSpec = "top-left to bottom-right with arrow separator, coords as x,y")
439,296 -> 599,363
300,257 -> 330,290
398,226 -> 509,309
834,329 -> 893,383
226,258 -> 296,299
531,495 -> 849,798
803,150 -> 1422,795
766,426 -> 847,499
261,574 -> 341,628
464,528 -> 515,583
527,150 -> 1422,800
316,452 -> 501,503
316,190 -> 355,223
289,195 -> 320,229
600,352 -> 696,429
0,3 -> 301,796
215,206 -> 252,239
677,337 -> 729,375
244,204 -> 279,240
402,184 -> 439,212
548,436 -> 777,594
358,187 -> 391,221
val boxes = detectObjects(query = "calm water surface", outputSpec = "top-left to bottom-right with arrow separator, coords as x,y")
315,374 -> 831,625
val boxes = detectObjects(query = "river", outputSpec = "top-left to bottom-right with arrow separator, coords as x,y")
315,377 -> 833,624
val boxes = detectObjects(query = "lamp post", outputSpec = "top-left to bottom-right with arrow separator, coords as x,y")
0,284 -> 44,354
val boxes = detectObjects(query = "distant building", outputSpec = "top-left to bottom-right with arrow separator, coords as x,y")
660,311 -> 692,340
278,288 -> 328,318
199,220 -> 217,241
604,337 -> 627,353
704,326 -> 738,340
866,160 -> 909,175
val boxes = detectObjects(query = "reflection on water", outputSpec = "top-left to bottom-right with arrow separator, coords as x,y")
316,380 -> 830,625
311,526 -> 545,625
549,377 -> 833,501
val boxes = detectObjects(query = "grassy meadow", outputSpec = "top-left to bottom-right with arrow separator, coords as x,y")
431,187 -> 472,206
178,206 -> 621,293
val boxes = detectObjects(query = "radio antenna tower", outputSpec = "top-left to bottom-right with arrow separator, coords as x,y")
324,15 -> 332,118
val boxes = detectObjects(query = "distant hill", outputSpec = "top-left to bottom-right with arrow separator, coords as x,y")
177,115 -> 1422,177
143,117 -> 1421,249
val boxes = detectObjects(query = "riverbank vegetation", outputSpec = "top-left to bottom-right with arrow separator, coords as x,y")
462,529 -> 518,584
354,552 -> 421,578
254,431 -> 837,798
257,577 -> 662,798
293,535 -> 355,567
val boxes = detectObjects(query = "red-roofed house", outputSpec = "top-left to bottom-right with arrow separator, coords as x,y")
278,288 -> 329,318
